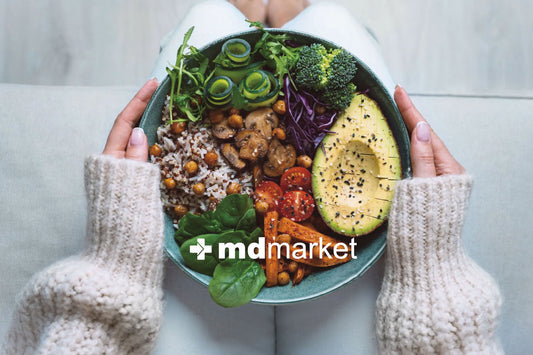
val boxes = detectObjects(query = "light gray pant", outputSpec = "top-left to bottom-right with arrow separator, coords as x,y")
150,0 -> 395,96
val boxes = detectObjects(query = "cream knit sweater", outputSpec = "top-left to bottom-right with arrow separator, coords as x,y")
1,155 -> 164,354
376,175 -> 502,354
2,156 -> 502,354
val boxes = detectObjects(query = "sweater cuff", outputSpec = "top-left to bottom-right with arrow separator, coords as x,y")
386,174 -> 473,270
83,154 -> 164,288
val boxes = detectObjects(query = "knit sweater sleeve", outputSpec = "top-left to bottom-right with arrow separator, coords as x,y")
376,175 -> 503,355
1,155 -> 164,355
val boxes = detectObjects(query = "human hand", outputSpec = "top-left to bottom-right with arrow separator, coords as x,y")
102,79 -> 159,162
394,85 -> 465,178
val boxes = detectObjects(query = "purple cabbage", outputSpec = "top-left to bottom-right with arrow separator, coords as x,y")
283,75 -> 337,157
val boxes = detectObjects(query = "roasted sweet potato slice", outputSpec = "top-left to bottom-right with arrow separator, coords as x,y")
264,211 -> 279,287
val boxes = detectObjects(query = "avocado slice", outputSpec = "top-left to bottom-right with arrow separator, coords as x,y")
312,93 -> 402,236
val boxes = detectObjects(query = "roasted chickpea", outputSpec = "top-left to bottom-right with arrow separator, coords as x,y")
184,160 -> 198,175
296,155 -> 313,168
228,107 -> 240,116
272,127 -> 286,140
204,151 -> 219,167
254,200 -> 269,214
149,144 -> 162,157
208,109 -> 224,124
277,234 -> 291,244
174,204 -> 188,216
171,121 -> 187,134
278,271 -> 290,286
288,261 -> 298,274
226,182 -> 241,195
315,104 -> 326,114
163,178 -> 176,189
192,183 -> 205,195
228,114 -> 243,129
272,99 -> 286,115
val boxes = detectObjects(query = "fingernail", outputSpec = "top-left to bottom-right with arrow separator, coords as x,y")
130,127 -> 145,146
416,122 -> 431,142
148,76 -> 160,85
395,84 -> 402,89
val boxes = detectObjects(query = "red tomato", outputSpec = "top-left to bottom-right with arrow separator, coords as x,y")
280,167 -> 312,192
280,190 -> 315,222
254,181 -> 283,212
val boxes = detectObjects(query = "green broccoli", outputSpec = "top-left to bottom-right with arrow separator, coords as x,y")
294,43 -> 357,110
320,82 -> 357,111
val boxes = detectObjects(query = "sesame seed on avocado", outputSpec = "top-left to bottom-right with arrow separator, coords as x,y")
312,93 -> 402,237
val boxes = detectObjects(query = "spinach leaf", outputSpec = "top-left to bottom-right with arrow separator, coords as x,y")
214,230 -> 248,261
180,234 -> 220,276
208,259 -> 266,308
236,208 -> 256,234
213,194 -> 254,229
244,227 -> 263,246
174,212 -> 223,245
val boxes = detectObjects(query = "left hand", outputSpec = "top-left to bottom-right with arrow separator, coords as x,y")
394,85 -> 466,177
103,79 -> 159,162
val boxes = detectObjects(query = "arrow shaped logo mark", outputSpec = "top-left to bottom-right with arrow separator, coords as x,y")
189,238 -> 212,260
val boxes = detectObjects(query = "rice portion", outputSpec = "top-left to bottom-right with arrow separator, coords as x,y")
152,119 -> 253,219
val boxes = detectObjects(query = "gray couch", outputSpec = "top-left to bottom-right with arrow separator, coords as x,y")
1,83 -> 531,353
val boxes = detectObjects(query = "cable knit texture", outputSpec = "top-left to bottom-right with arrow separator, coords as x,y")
1,155 -> 164,355
376,175 -> 502,354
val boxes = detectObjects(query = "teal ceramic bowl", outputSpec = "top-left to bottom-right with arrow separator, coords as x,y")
140,29 -> 411,305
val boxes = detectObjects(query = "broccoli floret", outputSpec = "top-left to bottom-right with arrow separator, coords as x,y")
320,82 -> 357,111
294,44 -> 357,111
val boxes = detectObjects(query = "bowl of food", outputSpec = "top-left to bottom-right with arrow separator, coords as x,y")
140,24 -> 411,307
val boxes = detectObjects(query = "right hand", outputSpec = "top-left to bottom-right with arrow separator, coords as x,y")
394,85 -> 466,178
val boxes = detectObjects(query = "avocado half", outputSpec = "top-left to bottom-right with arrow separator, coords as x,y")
312,93 -> 402,237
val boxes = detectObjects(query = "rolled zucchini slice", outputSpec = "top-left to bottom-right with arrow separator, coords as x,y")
205,76 -> 234,108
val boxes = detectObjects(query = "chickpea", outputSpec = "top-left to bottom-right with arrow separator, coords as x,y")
288,261 -> 298,274
149,144 -> 162,157
277,234 -> 291,245
254,200 -> 269,214
163,178 -> 176,189
192,183 -> 205,195
315,105 -> 326,114
170,121 -> 187,134
272,127 -> 286,140
226,182 -> 242,195
184,160 -> 198,175
228,114 -> 243,129
278,271 -> 290,286
174,204 -> 188,217
208,109 -> 224,124
228,107 -> 240,116
272,99 -> 286,115
296,155 -> 313,168
204,151 -> 219,167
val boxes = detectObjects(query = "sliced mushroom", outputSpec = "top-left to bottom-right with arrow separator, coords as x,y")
212,118 -> 236,140
234,129 -> 269,162
253,165 -> 264,188
262,138 -> 297,177
222,143 -> 246,170
245,107 -> 279,140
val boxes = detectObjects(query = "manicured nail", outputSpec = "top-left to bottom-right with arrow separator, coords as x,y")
130,127 -> 145,146
416,122 -> 431,142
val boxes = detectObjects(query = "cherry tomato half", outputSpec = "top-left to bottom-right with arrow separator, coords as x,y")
254,181 -> 283,212
280,167 -> 312,192
280,190 -> 315,222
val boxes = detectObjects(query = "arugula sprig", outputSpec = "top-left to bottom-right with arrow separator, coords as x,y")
247,21 -> 301,87
166,27 -> 213,122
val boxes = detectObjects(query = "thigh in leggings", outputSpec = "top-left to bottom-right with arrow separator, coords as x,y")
282,1 -> 395,95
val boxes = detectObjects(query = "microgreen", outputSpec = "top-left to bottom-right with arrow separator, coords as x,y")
166,27 -> 213,123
